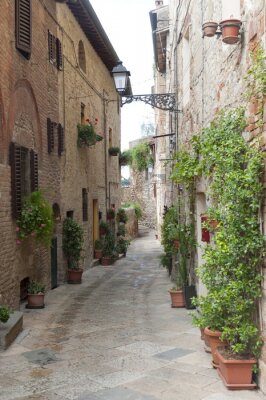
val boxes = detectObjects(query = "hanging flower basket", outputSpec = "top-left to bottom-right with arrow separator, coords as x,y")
219,19 -> 242,44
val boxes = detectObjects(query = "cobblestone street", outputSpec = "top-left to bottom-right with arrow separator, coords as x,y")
0,229 -> 264,400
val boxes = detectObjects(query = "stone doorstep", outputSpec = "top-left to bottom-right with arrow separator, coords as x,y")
0,311 -> 23,350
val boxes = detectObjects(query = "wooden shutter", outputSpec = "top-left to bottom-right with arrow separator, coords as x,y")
56,38 -> 63,70
47,118 -> 54,153
30,150 -> 38,192
15,0 -> 32,57
58,124 -> 64,156
48,31 -> 56,63
10,142 -> 22,218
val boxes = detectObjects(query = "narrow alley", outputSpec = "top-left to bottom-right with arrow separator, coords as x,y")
0,230 -> 264,400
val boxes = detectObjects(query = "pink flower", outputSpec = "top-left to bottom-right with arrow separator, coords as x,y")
16,239 -> 21,245
16,226 -> 20,232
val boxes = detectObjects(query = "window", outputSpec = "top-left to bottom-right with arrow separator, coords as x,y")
182,31 -> 190,106
78,41 -> 86,73
47,118 -> 64,156
66,210 -> 74,219
58,124 -> 64,156
15,0 -> 31,58
82,189 -> 88,221
81,103 -> 85,125
48,31 -> 63,70
109,128 -> 113,147
10,142 -> 38,218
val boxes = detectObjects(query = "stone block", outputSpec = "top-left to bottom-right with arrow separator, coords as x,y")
0,311 -> 23,350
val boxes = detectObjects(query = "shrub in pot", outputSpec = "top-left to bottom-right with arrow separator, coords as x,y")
101,233 -> 116,266
117,223 -> 126,237
94,239 -> 103,259
116,238 -> 130,256
108,146 -> 120,156
99,221 -> 110,236
116,208 -> 128,224
63,218 -> 84,284
26,280 -> 45,309
0,305 -> 10,323
106,208 -> 115,220
159,253 -> 172,276
169,273 -> 185,308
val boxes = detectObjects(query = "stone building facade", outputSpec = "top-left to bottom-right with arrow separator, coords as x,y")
150,0 -> 266,392
0,0 -> 122,308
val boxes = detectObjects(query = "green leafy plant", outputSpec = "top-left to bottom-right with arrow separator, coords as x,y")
102,233 -> 116,257
161,206 -> 178,255
116,237 -> 130,254
107,208 -> 115,220
77,118 -> 103,147
0,305 -> 10,323
116,208 -> 128,224
179,108 -> 264,358
119,150 -> 132,166
62,218 -> 84,270
99,221 -> 110,235
117,224 -> 126,237
159,253 -> 172,276
130,142 -> 154,171
108,146 -> 120,156
27,280 -> 45,294
94,239 -> 103,250
16,191 -> 54,247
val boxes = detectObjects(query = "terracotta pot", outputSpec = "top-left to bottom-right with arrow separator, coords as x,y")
204,327 -> 226,368
94,249 -> 103,259
220,19 -> 242,45
27,293 -> 45,309
204,331 -> 212,353
169,289 -> 185,308
101,256 -> 112,266
216,348 -> 256,389
200,327 -> 205,340
201,215 -> 210,243
202,21 -> 218,37
67,269 -> 83,284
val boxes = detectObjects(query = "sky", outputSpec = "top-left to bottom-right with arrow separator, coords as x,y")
90,0 -> 168,150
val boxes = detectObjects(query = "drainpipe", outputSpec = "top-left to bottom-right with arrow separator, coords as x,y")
103,90 -> 109,212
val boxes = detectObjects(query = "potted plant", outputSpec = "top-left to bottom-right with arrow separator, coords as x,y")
159,253 -> 172,276
119,150 -> 132,166
169,273 -> 185,308
62,218 -> 84,284
219,19 -> 242,44
99,221 -> 110,236
116,208 -> 128,224
16,191 -> 54,247
106,208 -> 115,220
117,224 -> 126,237
77,118 -> 103,147
94,239 -> 103,259
116,237 -> 130,256
26,280 -> 45,309
202,21 -> 218,37
108,146 -> 120,156
101,233 -> 116,265
0,305 -> 10,323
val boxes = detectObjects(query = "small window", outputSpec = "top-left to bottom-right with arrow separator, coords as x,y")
10,142 -> 38,218
81,103 -> 85,125
15,0 -> 31,58
48,31 -> 56,64
78,41 -> 86,73
82,189 -> 88,221
66,210 -> 74,219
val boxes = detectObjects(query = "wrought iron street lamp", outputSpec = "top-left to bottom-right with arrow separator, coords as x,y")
111,61 -> 180,112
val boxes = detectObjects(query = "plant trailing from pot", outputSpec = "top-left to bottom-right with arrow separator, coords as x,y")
16,191 -> 54,247
219,19 -> 242,45
106,208 -> 115,220
0,305 -> 10,323
116,237 -> 130,256
108,146 -> 120,156
62,218 -> 84,283
202,21 -> 218,37
101,233 -> 116,266
26,280 -> 45,309
119,150 -> 132,166
116,208 -> 128,224
99,221 -> 110,236
94,239 -> 103,259
77,118 -> 103,147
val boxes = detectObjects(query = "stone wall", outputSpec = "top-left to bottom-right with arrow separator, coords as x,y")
124,208 -> 138,240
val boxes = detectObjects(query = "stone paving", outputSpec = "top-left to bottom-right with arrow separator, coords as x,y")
0,228 -> 265,400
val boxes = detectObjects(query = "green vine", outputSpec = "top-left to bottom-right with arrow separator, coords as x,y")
130,143 -> 154,172
174,108 -> 264,357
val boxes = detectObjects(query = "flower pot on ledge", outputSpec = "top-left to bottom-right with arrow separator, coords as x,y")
169,289 -> 185,308
67,269 -> 83,284
202,21 -> 218,37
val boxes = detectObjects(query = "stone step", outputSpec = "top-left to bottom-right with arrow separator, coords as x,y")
0,311 -> 23,350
